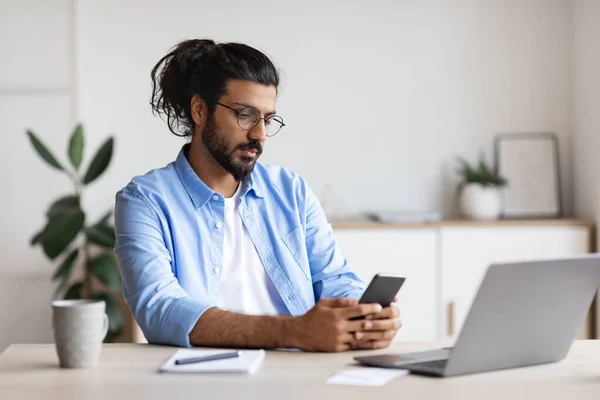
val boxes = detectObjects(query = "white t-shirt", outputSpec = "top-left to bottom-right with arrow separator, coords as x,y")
217,183 -> 285,315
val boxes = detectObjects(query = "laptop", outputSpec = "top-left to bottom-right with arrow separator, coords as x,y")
354,255 -> 600,377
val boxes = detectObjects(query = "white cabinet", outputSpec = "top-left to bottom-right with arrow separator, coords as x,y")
440,225 -> 591,341
333,228 -> 438,342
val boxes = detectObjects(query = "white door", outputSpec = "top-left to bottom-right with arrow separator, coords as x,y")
333,228 -> 438,342
440,225 -> 590,341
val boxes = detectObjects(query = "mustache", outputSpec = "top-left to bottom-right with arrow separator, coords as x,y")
237,141 -> 262,154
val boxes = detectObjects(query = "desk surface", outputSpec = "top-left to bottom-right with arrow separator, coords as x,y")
1,341 -> 600,399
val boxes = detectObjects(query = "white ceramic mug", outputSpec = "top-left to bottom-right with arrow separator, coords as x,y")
52,299 -> 109,368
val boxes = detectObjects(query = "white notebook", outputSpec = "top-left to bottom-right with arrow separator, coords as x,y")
159,349 -> 265,374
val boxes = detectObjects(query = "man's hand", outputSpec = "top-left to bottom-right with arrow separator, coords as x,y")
291,298 -> 383,352
352,304 -> 402,350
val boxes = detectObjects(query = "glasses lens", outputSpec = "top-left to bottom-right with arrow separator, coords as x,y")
266,116 -> 284,137
237,108 -> 260,130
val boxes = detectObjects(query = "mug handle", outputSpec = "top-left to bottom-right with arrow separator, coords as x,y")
102,313 -> 109,339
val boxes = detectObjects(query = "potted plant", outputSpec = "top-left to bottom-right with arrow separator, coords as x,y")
456,153 -> 508,220
26,124 -> 124,342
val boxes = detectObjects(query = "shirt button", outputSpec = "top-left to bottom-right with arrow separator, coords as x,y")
214,267 -> 220,274
215,222 -> 222,229
212,195 -> 219,201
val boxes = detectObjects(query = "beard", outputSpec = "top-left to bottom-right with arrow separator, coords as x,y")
201,112 -> 262,182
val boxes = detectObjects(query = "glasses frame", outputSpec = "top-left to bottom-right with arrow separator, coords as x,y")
215,102 -> 285,137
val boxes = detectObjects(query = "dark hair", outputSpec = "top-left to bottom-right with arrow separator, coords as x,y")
150,39 -> 280,137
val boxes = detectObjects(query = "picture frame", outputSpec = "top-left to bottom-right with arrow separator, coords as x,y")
494,132 -> 562,219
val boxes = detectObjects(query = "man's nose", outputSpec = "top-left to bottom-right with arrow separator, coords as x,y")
248,119 -> 267,142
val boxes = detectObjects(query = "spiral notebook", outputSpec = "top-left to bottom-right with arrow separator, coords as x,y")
159,349 -> 266,374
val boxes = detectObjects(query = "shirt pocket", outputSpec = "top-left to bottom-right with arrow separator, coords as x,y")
281,225 -> 311,281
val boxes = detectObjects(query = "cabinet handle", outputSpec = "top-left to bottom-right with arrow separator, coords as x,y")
447,301 -> 455,336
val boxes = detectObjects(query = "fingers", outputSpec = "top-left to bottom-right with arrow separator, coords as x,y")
341,303 -> 382,320
366,305 -> 400,320
333,344 -> 352,352
369,318 -> 402,331
353,330 -> 398,342
345,318 -> 375,333
343,317 -> 399,334
331,333 -> 357,352
343,306 -> 402,335
318,298 -> 358,308
362,317 -> 402,332
350,317 -> 401,341
352,339 -> 393,350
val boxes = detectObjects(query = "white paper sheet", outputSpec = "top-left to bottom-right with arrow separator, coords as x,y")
326,367 -> 409,386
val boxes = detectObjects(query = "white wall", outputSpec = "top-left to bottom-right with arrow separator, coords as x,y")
573,0 -> 600,222
75,0 -> 574,219
0,0 -> 75,352
572,0 -> 600,336
0,0 -> 579,351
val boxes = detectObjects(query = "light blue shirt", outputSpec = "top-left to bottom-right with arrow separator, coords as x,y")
113,145 -> 367,347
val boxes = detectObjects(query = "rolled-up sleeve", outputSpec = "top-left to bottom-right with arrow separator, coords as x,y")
114,188 -> 209,347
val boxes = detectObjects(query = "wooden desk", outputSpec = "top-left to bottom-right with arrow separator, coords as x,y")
1,341 -> 600,399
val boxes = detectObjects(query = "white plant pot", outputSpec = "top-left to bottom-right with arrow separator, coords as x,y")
459,183 -> 503,220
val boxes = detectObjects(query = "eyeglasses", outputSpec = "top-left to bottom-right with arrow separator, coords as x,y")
216,102 -> 285,137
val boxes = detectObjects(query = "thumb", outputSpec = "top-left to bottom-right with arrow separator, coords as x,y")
319,298 -> 358,308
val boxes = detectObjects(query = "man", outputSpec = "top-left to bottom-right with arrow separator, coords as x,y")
114,39 -> 401,351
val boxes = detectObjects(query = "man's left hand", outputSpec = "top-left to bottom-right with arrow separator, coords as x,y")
351,304 -> 402,350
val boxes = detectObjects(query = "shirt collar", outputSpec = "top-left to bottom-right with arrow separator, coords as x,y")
245,171 -> 265,199
174,144 -> 264,208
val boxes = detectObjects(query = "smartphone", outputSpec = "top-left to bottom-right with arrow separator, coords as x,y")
350,273 -> 406,320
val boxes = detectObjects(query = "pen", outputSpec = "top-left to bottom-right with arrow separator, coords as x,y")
174,350 -> 242,365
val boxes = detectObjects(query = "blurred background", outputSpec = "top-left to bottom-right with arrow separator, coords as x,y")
1,0 -> 599,351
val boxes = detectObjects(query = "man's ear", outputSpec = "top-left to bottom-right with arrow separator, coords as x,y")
190,95 -> 206,126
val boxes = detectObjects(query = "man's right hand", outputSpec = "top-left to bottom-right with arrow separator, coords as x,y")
291,298 -> 383,352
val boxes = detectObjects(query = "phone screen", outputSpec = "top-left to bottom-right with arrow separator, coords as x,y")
359,274 -> 405,307
350,274 -> 405,320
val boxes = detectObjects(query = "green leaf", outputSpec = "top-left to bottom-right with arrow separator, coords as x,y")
98,210 -> 112,224
92,292 -> 124,341
26,130 -> 64,171
41,211 -> 85,260
89,253 -> 121,291
86,223 -> 115,248
52,248 -> 79,281
30,228 -> 45,246
456,153 -> 507,188
63,281 -> 83,300
68,124 -> 84,171
46,195 -> 80,218
83,137 -> 114,185
52,249 -> 79,300
103,329 -> 122,343
52,282 -> 68,300
478,153 -> 487,172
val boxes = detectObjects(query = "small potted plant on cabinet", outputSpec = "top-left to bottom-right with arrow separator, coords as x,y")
456,154 -> 508,220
